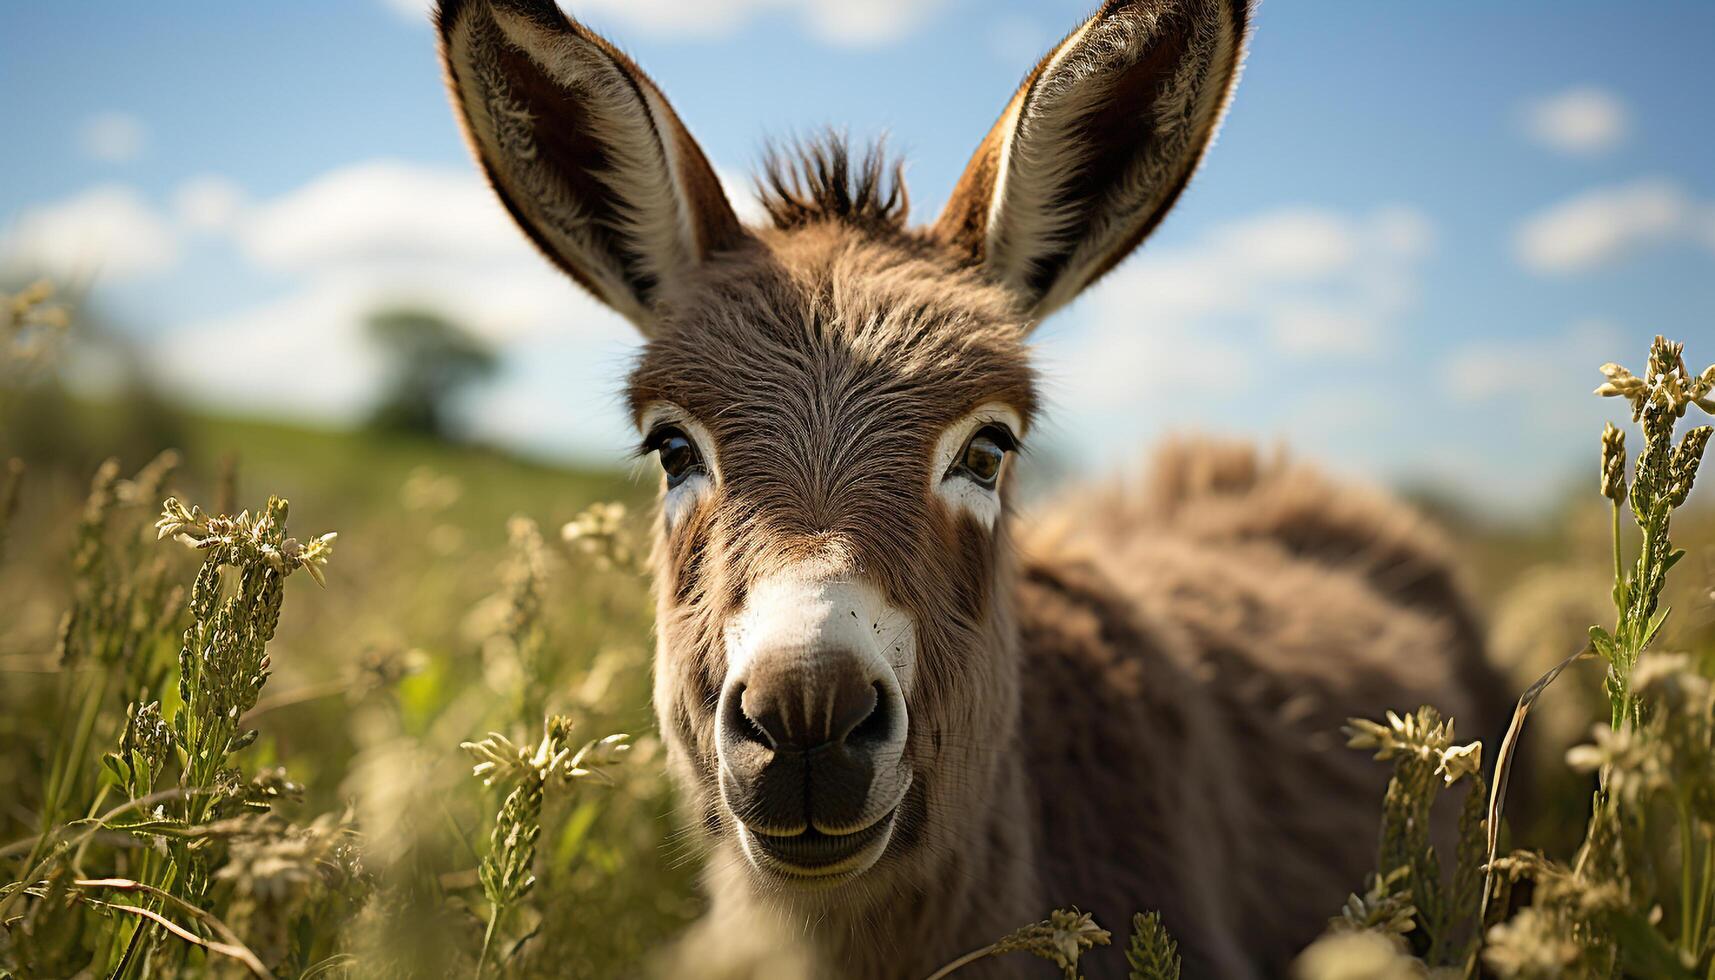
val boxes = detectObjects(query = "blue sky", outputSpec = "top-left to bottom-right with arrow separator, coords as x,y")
3,1 -> 1713,507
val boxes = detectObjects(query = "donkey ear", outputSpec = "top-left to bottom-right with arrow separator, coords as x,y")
933,0 -> 1251,320
436,0 -> 749,334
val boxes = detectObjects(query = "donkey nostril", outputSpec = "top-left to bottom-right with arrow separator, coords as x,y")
846,681 -> 889,747
732,657 -> 891,753
745,710 -> 776,749
822,674 -> 880,751
725,682 -> 776,750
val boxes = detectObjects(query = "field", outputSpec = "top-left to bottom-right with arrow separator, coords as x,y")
0,400 -> 694,976
3,302 -> 1715,977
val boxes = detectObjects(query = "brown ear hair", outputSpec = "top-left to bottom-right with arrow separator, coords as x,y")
436,0 -> 749,334
934,0 -> 1251,321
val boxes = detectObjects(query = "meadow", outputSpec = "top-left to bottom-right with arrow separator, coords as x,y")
2,281 -> 1714,978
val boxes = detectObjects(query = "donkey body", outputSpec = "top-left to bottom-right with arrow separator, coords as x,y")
435,1 -> 1506,975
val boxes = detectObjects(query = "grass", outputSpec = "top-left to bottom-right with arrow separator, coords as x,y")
1298,336 -> 1715,979
2,283 -> 1714,978
2,281 -> 684,975
0,434 -> 687,976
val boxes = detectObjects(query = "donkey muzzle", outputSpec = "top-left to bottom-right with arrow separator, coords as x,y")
716,574 -> 914,877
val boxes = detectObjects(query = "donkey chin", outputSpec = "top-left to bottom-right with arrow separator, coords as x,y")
713,571 -> 918,885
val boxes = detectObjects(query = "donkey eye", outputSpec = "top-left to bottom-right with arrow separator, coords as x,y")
949,425 -> 1015,490
647,427 -> 705,489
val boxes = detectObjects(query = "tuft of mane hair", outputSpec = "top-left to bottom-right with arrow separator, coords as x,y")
757,132 -> 909,232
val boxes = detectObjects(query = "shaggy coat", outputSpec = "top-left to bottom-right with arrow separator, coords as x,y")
433,0 -> 1510,976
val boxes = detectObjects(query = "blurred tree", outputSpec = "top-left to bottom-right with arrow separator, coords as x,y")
0,277 -> 188,475
365,306 -> 499,441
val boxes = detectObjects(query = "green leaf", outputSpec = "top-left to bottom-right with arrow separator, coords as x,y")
1126,911 -> 1181,980
69,817 -> 194,839
1640,606 -> 1672,649
1608,908 -> 1696,979
1588,625 -> 1619,662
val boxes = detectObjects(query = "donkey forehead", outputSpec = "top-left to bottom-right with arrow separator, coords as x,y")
625,233 -> 1040,439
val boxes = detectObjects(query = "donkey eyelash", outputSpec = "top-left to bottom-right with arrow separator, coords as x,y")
976,423 -> 1020,454
638,425 -> 675,458
638,422 -> 703,459
940,422 -> 1021,497
951,422 -> 1022,463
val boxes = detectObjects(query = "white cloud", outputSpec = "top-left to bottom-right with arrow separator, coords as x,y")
1209,208 -> 1361,279
1369,206 -> 1435,258
1434,319 -> 1646,506
37,152 -> 763,454
151,159 -> 638,450
716,167 -> 769,227
462,332 -> 641,457
1052,203 -> 1432,393
1440,319 -> 1621,403
156,271 -> 634,449
1266,306 -> 1381,357
1514,178 -> 1713,274
380,0 -> 947,45
0,184 -> 179,283
156,280 -> 391,420
225,161 -> 628,343
235,160 -> 526,275
379,0 -> 433,24
173,175 -> 247,234
1043,317 -> 1257,416
1522,87 -> 1628,155
78,112 -> 147,163
796,0 -> 940,45
1033,203 -> 1433,461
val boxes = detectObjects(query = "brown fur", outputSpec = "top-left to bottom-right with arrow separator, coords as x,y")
629,241 -> 1502,976
1016,442 -> 1503,976
630,227 -> 1051,977
433,2 -> 1509,976
758,135 -> 910,233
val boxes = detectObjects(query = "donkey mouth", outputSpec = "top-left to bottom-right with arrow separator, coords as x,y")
739,807 -> 898,879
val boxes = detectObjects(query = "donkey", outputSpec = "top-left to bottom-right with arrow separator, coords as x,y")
435,0 -> 1507,975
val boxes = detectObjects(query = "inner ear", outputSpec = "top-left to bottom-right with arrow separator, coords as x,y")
437,0 -> 750,333
933,0 -> 1252,320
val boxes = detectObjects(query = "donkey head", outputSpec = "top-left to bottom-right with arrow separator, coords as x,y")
438,0 -> 1248,899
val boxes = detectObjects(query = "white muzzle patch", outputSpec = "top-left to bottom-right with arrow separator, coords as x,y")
722,569 -> 917,698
